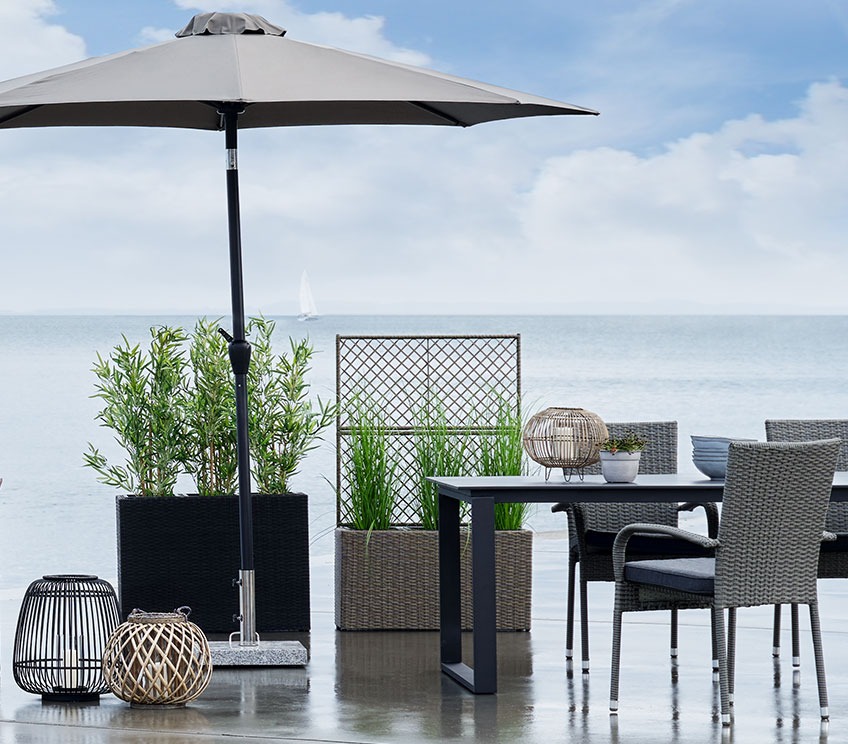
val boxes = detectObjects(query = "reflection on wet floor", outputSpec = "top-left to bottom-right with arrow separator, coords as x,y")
2,534 -> 847,743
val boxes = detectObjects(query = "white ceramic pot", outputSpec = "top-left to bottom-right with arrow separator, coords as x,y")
599,451 -> 641,483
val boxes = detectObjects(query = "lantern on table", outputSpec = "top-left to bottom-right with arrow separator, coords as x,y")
522,407 -> 608,480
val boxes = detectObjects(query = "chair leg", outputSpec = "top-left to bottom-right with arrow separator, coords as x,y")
670,608 -> 679,659
791,602 -> 801,668
714,606 -> 732,726
579,574 -> 590,673
566,554 -> 577,667
711,608 -> 719,674
771,605 -> 782,659
727,607 -> 737,705
808,602 -> 830,721
772,604 -> 781,657
609,587 -> 624,713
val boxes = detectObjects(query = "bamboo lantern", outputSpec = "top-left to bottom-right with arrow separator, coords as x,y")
13,575 -> 121,702
522,407 -> 608,479
102,608 -> 212,707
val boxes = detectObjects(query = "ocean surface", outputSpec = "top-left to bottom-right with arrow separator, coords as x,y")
2,313 -> 847,593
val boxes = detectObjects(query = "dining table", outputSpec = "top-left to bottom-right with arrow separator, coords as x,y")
430,472 -> 848,694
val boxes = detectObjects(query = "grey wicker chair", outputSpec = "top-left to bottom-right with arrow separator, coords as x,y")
609,439 -> 840,726
765,419 -> 848,667
551,421 -> 719,673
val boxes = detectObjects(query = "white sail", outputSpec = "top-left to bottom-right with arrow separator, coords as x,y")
298,271 -> 319,321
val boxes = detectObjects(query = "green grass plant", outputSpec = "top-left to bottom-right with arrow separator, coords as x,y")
410,394 -> 530,530
413,400 -> 471,530
343,397 -> 397,531
476,396 -> 529,530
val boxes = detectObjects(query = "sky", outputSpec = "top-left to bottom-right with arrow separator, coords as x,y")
0,0 -> 847,315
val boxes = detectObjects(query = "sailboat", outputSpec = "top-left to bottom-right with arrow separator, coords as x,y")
297,270 -> 319,321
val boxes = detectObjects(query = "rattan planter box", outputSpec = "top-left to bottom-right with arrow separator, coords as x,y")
334,527 -> 532,631
117,493 -> 310,634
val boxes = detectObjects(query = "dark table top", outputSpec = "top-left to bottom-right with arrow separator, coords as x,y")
429,472 -> 848,504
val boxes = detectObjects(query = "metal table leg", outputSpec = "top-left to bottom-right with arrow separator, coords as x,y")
439,492 -> 462,671
439,492 -> 498,693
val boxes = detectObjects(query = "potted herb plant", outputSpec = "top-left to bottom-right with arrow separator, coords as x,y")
86,318 -> 333,634
599,431 -> 647,483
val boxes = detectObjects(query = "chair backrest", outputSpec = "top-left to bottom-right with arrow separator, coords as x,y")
579,421 -> 679,532
765,419 -> 848,531
765,419 -> 848,469
584,421 -> 678,476
714,439 -> 839,608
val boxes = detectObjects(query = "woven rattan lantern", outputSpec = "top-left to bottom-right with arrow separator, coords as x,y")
522,407 -> 608,480
102,608 -> 212,708
13,574 -> 121,702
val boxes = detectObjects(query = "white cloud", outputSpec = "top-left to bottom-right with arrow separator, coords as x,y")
0,0 -> 86,79
1,1 -> 846,315
138,26 -> 179,45
515,80 -> 848,311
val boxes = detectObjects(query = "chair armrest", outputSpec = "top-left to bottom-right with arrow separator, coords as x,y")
678,501 -> 720,538
612,523 -> 720,581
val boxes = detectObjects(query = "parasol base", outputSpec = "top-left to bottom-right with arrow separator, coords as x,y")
209,640 -> 307,667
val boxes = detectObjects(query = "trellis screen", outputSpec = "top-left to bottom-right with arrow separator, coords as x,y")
336,335 -> 521,526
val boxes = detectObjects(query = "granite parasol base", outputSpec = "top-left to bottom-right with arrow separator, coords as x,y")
209,640 -> 308,667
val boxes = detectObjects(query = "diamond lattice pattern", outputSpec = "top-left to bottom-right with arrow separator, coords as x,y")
336,335 -> 520,525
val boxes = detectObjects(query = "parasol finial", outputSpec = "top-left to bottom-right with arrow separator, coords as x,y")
176,12 -> 286,38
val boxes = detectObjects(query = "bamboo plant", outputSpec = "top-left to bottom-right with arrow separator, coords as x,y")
183,318 -> 238,496
83,325 -> 189,497
84,317 -> 334,497
247,316 -> 336,494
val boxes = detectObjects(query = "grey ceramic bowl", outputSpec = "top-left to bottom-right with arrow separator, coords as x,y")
693,457 -> 727,479
691,435 -> 756,447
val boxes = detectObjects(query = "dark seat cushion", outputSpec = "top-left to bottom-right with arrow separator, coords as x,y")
624,557 -> 716,595
583,530 -> 714,557
821,533 -> 848,553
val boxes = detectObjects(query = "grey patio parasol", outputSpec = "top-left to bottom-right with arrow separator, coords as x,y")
0,11 -> 598,650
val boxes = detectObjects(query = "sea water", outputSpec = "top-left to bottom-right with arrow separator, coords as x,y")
1,314 -> 847,592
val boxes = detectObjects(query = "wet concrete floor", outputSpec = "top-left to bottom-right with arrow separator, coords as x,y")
2,531 -> 846,743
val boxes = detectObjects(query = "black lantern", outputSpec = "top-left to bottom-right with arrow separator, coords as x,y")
13,575 -> 121,701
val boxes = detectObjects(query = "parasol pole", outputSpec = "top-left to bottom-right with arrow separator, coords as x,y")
220,103 -> 257,647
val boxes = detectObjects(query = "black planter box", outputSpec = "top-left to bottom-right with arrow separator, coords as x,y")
116,493 -> 310,633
